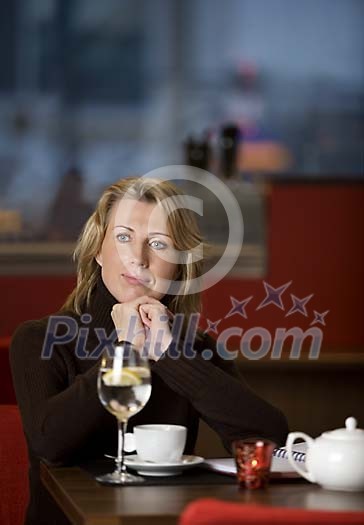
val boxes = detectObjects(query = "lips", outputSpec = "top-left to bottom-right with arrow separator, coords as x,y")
122,274 -> 149,286
123,274 -> 144,285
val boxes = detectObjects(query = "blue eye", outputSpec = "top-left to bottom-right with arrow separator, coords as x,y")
149,239 -> 167,250
116,233 -> 130,243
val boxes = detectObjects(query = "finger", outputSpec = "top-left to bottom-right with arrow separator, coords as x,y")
166,308 -> 174,321
140,305 -> 170,329
111,304 -> 143,324
139,305 -> 152,327
139,303 -> 168,317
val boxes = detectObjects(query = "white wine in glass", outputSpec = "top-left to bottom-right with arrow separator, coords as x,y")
96,342 -> 151,484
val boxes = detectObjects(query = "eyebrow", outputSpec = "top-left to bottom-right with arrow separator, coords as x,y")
113,225 -> 133,232
113,225 -> 171,238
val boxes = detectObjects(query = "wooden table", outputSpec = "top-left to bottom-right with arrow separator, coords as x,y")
41,462 -> 364,525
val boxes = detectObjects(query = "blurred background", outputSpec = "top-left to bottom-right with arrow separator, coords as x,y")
0,0 -> 363,446
0,0 -> 363,241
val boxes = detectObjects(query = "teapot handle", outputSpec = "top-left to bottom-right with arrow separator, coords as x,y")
286,432 -> 315,483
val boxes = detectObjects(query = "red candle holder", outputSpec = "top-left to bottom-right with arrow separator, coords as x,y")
233,438 -> 276,489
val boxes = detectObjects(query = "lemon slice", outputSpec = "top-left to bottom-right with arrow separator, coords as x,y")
126,366 -> 150,379
102,368 -> 143,387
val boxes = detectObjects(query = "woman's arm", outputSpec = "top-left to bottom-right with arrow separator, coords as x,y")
9,319 -> 112,465
151,334 -> 289,450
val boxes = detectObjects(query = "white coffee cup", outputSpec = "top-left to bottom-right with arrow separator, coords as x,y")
133,424 -> 187,463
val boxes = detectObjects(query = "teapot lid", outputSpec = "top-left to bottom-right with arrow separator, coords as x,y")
322,417 -> 364,441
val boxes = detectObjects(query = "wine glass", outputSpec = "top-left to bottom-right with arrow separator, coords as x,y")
96,341 -> 152,484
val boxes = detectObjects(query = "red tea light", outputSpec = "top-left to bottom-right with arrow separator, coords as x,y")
233,439 -> 276,489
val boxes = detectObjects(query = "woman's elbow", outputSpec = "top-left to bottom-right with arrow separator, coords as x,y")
34,444 -> 68,466
31,432 -> 72,466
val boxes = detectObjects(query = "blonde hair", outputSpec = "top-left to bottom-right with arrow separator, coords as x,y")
62,177 -> 203,321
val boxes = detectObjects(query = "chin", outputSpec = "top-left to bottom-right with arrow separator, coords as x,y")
117,286 -> 149,303
114,282 -> 164,303
119,290 -> 144,303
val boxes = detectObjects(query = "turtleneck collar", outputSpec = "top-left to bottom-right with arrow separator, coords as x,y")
87,275 -> 119,334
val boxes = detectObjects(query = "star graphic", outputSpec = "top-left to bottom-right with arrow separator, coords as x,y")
285,294 -> 314,317
225,296 -> 253,319
310,310 -> 329,326
256,281 -> 292,311
204,319 -> 221,335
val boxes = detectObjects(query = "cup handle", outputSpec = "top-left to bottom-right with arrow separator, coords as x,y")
286,432 -> 315,483
124,432 -> 136,453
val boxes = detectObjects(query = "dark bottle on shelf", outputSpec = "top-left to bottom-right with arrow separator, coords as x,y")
220,124 -> 241,178
184,134 -> 211,172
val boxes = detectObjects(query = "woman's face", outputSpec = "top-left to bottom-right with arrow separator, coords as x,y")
96,199 -> 178,303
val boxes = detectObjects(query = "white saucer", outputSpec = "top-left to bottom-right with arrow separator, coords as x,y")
124,454 -> 204,477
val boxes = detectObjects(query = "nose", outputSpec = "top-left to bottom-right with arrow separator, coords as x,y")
129,243 -> 148,269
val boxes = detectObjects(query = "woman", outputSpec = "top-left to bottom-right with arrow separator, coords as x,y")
10,176 -> 288,525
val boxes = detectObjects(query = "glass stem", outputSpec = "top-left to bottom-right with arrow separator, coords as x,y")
116,419 -> 127,475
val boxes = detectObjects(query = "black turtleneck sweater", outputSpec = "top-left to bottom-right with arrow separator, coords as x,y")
10,278 -> 288,525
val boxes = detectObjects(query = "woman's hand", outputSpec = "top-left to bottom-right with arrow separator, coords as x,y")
111,295 -> 153,350
111,296 -> 172,360
139,303 -> 172,361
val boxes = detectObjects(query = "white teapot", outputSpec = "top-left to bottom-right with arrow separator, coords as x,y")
286,417 -> 364,492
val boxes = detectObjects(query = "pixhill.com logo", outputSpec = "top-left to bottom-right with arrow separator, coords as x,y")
203,280 -> 329,361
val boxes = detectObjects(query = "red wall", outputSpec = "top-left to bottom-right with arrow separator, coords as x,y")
0,275 -> 76,335
202,183 -> 364,351
1,183 -> 363,351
